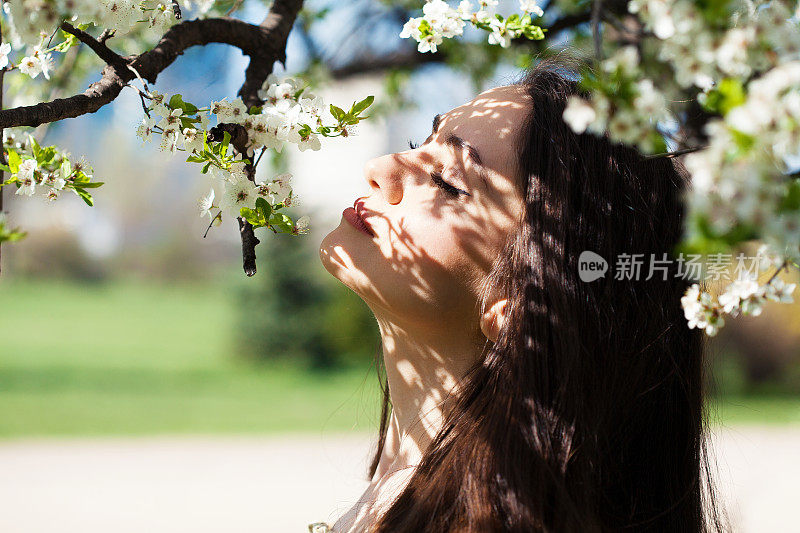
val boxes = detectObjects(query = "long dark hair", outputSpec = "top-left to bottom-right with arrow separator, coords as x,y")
366,59 -> 727,532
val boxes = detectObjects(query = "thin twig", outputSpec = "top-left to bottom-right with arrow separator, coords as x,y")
226,0 -> 245,16
46,25 -> 59,48
765,259 -> 790,285
133,86 -> 152,117
253,147 -> 267,170
644,146 -> 706,159
98,29 -> 116,44
126,63 -> 152,96
203,211 -> 222,238
59,22 -> 127,69
591,0 -> 604,62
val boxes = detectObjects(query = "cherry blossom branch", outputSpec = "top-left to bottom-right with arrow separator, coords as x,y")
0,0 -> 304,129
328,10 -> 592,79
0,0 -> 303,276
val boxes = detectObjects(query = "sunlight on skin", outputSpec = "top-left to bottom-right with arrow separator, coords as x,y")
318,84 -> 529,532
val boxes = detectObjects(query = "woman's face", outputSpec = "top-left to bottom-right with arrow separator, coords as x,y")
319,84 -> 528,336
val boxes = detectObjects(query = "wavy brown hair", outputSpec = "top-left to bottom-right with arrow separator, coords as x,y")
365,59 -> 727,532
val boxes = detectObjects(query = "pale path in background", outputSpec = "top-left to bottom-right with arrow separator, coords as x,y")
0,427 -> 797,532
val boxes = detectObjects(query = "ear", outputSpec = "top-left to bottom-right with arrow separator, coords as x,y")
480,299 -> 509,344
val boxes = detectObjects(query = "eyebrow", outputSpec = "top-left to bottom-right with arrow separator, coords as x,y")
427,113 -> 489,191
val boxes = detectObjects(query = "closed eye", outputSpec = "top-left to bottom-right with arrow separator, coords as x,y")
408,139 -> 470,198
431,170 -> 470,198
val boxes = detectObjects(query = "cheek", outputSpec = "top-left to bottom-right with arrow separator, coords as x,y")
319,208 -> 482,328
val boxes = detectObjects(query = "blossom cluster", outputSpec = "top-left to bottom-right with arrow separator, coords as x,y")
197,165 -> 310,236
0,129 -> 103,205
684,61 -> 800,262
400,0 -> 545,53
553,0 -> 800,334
136,74 -> 373,236
2,0 -> 214,49
629,0 -> 799,90
681,249 -> 796,336
0,0 -> 215,81
562,46 -> 673,153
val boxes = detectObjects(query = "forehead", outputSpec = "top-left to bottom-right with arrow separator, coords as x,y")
434,84 -> 529,184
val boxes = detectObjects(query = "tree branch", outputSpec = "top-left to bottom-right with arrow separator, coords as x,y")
0,1 -> 304,129
60,22 -> 126,70
328,10 -> 592,80
0,0 -> 303,276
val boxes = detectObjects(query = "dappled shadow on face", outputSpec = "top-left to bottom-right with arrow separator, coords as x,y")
319,86 -> 529,448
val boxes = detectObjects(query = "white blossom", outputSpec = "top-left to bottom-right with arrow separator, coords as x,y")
219,174 -> 258,218
562,96 -> 596,134
519,0 -> 543,17
136,115 -> 157,142
293,215 -> 310,235
15,159 -> 37,196
198,187 -> 215,219
19,55 -> 42,78
0,43 -> 12,70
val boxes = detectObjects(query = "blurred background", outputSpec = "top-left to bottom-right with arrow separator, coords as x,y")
0,0 -> 799,531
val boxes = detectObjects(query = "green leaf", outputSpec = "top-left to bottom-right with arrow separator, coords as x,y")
61,159 -> 72,179
675,212 -> 758,255
699,78 -> 745,116
0,220 -> 26,243
268,212 -> 294,232
523,25 -> 545,40
779,177 -> 800,212
349,95 -> 374,116
168,94 -> 184,110
7,150 -> 21,174
168,94 -> 198,115
240,207 -> 263,226
255,197 -> 272,220
220,131 -> 231,156
75,181 -> 104,189
73,188 -> 94,207
37,146 -> 57,166
54,30 -> 78,52
729,128 -> 755,152
329,104 -> 346,122
29,135 -> 41,159
186,155 -> 206,163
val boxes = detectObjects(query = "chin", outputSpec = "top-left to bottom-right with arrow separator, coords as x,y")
318,220 -> 376,301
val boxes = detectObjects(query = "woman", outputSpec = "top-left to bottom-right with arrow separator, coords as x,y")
316,60 -> 726,532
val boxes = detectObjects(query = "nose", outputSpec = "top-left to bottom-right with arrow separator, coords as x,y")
363,153 -> 405,205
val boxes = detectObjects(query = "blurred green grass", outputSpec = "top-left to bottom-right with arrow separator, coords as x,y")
0,278 -> 797,439
0,277 -> 382,438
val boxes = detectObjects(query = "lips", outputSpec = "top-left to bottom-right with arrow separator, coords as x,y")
344,197 -> 375,237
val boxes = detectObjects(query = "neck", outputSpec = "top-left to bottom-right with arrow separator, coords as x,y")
370,318 -> 486,482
